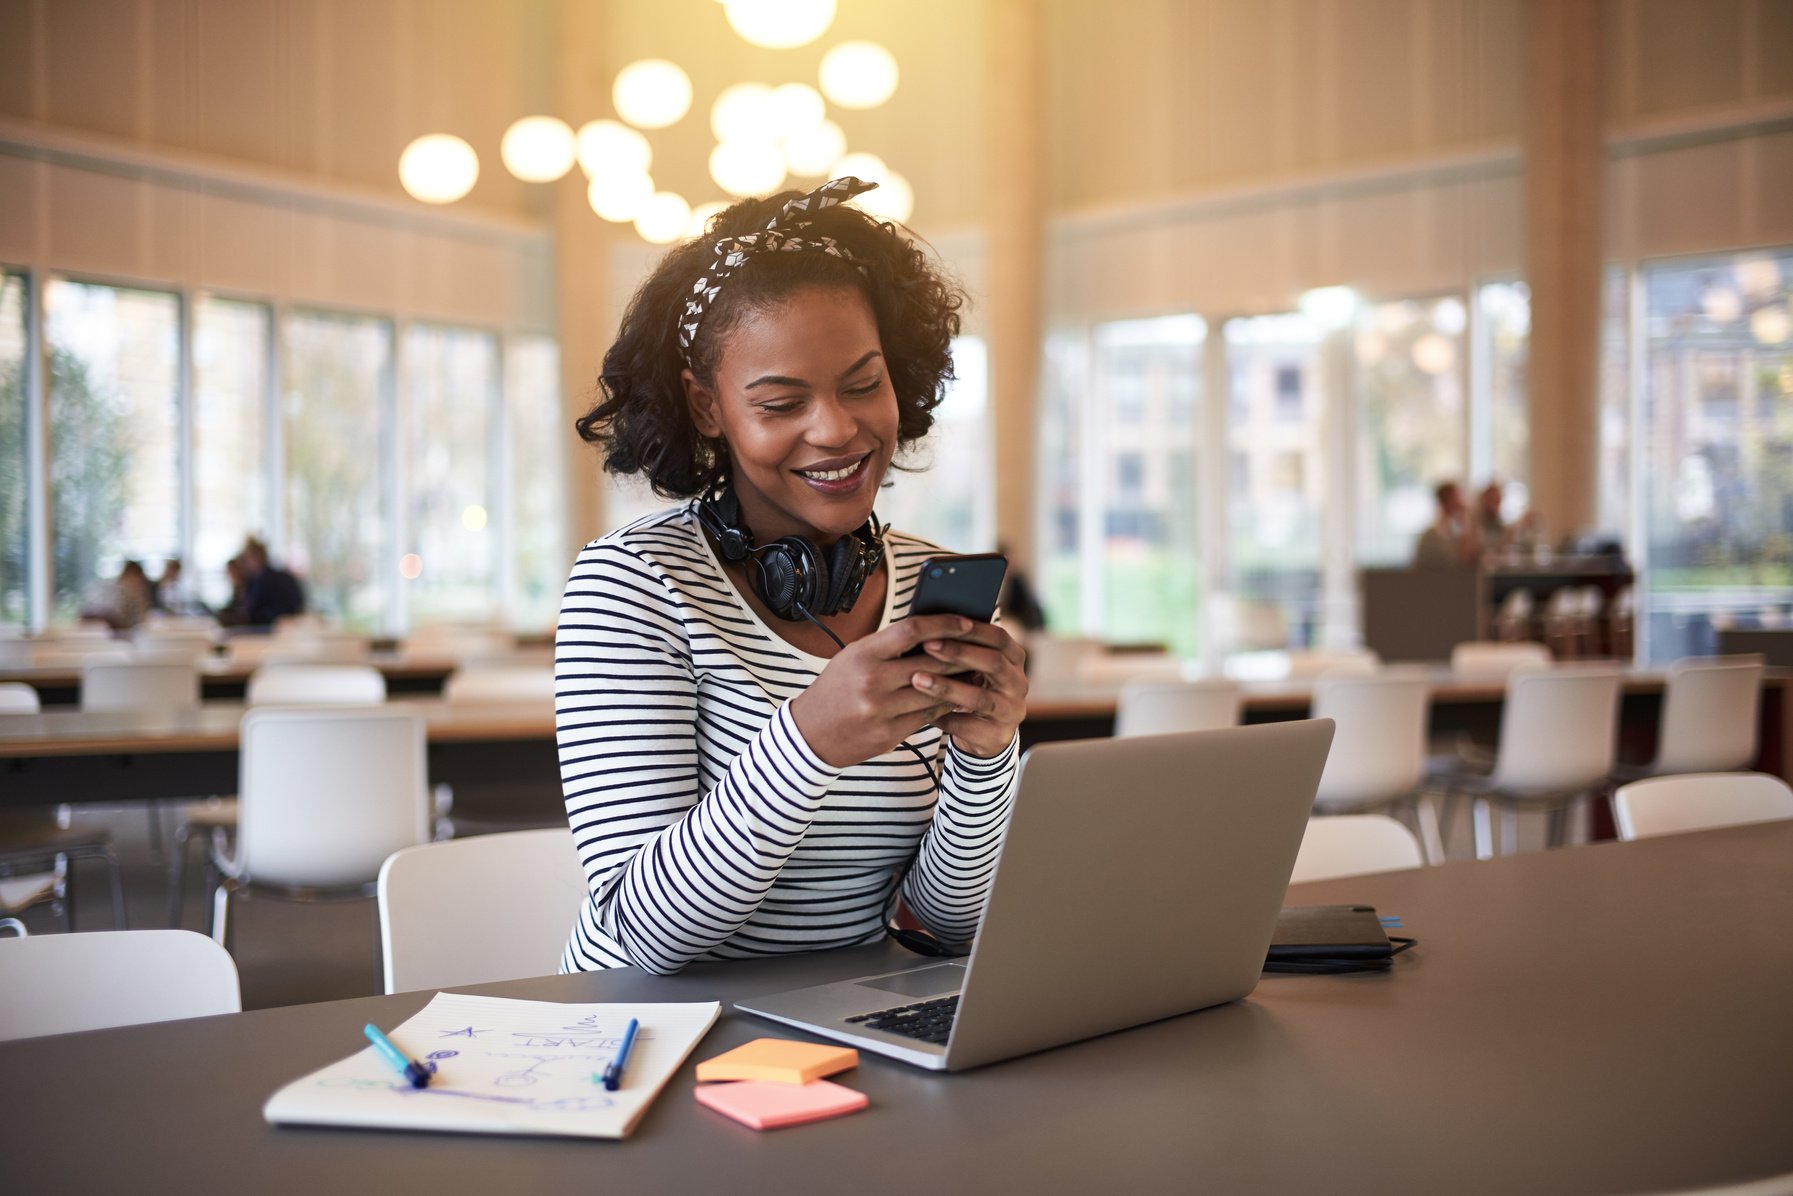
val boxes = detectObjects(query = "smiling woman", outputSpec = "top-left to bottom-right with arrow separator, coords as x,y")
557,178 -> 1025,975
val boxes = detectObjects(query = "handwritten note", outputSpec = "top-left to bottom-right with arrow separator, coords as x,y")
264,992 -> 720,1140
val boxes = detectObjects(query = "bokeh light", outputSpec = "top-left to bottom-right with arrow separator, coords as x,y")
398,134 -> 479,204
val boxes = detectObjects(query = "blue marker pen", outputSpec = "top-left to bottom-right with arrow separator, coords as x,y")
601,1018 -> 640,1092
364,1023 -> 432,1088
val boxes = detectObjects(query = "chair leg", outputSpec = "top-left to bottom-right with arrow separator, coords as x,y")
145,800 -> 166,862
1500,807 -> 1518,856
1545,804 -> 1568,849
1472,797 -> 1495,861
210,879 -> 231,949
1415,794 -> 1446,865
102,845 -> 126,929
168,823 -> 192,929
60,852 -> 77,931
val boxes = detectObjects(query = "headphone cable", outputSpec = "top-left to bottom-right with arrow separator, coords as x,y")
797,607 -> 943,788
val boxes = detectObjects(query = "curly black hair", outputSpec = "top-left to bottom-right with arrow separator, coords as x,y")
576,189 -> 966,499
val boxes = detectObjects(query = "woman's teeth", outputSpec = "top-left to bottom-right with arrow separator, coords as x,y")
799,458 -> 863,481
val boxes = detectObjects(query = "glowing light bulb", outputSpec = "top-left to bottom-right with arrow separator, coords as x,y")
398,134 -> 479,204
634,191 -> 693,244
709,141 -> 785,197
783,119 -> 846,177
575,120 -> 652,178
613,59 -> 693,130
499,116 -> 575,183
461,505 -> 489,531
768,83 -> 826,141
819,41 -> 899,109
711,83 -> 775,144
722,0 -> 836,49
587,170 -> 655,222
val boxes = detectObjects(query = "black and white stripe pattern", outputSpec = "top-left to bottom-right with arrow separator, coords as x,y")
555,503 -> 1019,975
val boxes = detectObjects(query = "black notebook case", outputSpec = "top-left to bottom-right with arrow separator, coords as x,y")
1268,904 -> 1395,963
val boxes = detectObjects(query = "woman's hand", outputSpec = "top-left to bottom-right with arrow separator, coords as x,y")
913,621 -> 1029,759
789,614 -> 985,769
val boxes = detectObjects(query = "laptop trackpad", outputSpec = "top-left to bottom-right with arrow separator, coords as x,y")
856,963 -> 966,998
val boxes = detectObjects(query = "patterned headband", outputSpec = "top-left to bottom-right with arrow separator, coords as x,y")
678,175 -> 879,360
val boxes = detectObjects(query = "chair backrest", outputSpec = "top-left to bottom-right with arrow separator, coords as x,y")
1490,668 -> 1623,793
377,828 -> 586,994
1114,678 -> 1241,737
1283,649 -> 1379,680
263,632 -> 371,665
1310,673 -> 1430,805
80,660 -> 201,712
247,663 -> 386,706
1613,772 -> 1793,840
130,629 -> 216,662
442,665 -> 556,705
1452,640 -> 1553,675
1654,655 -> 1765,774
0,929 -> 240,1041
238,706 -> 429,889
0,681 -> 40,713
1288,815 -> 1424,885
0,638 -> 31,667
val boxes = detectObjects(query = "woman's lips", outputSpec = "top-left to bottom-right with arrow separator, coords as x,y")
794,451 -> 873,495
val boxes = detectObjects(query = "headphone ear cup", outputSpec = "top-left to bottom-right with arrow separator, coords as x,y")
823,534 -> 860,615
756,540 -> 822,620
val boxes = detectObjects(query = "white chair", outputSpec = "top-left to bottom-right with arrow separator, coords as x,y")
1637,655 -> 1764,776
0,929 -> 240,1041
1288,815 -> 1425,885
1452,668 -> 1623,859
80,659 -> 201,712
1309,672 -> 1440,860
224,635 -> 279,667
131,628 -> 217,663
245,663 -> 386,706
1283,649 -> 1379,681
0,681 -> 40,712
1114,678 -> 1241,737
209,707 -> 430,952
169,664 -> 389,926
377,828 -> 585,994
442,665 -> 556,705
263,632 -> 371,665
1451,641 -> 1552,676
1613,773 -> 1793,841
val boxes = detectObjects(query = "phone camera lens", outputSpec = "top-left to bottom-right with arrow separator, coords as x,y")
929,567 -> 943,578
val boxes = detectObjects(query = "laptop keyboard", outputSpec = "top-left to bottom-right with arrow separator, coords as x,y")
846,994 -> 960,1045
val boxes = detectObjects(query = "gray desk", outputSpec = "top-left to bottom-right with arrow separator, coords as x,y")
4,821 -> 1790,1195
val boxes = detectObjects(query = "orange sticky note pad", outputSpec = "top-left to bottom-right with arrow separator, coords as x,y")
694,1038 -> 858,1085
695,1079 -> 868,1130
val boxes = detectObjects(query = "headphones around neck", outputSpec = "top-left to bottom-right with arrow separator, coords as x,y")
696,482 -> 886,622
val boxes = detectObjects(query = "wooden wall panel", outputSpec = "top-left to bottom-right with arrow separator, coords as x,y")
0,157 -> 40,262
44,0 -> 144,140
196,190 -> 282,296
0,1 -> 39,119
44,167 -> 144,276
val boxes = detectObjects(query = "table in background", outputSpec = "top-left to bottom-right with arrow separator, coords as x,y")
0,653 -> 461,707
2,821 -> 1788,1195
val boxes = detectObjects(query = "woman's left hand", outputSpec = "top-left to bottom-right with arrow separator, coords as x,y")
911,622 -> 1029,759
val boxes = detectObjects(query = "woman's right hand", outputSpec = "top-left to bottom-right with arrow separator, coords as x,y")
789,614 -> 976,769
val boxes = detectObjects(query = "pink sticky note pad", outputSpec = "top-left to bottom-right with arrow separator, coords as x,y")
694,1079 -> 869,1131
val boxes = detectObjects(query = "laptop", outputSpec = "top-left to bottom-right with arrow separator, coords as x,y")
736,718 -> 1336,1071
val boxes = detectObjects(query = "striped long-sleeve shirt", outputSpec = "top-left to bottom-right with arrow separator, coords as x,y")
555,503 -> 1020,975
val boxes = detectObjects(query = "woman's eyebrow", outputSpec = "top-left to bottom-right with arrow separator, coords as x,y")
742,350 -> 883,391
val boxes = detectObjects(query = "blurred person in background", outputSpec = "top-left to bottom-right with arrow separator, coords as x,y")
1414,481 -> 1479,567
86,559 -> 154,629
239,537 -> 306,628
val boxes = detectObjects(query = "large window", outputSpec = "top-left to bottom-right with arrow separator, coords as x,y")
45,280 -> 181,620
507,334 -> 569,631
1476,281 -> 1531,515
1037,328 -> 1091,632
880,336 -> 993,553
1086,317 -> 1205,654
1637,250 -> 1793,660
1597,267 -> 1632,539
404,325 -> 499,626
0,273 -> 26,626
283,311 -> 392,631
1224,314 -> 1326,649
193,297 -> 271,609
1355,297 -> 1468,565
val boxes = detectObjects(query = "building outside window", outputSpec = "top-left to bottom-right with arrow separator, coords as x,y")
0,273 -> 26,626
403,324 -> 499,627
1637,250 -> 1793,661
45,280 -> 181,621
282,310 -> 392,631
880,335 -> 993,554
1476,280 -> 1531,522
1224,313 -> 1328,651
193,296 -> 272,610
1355,296 -> 1468,566
506,333 -> 569,631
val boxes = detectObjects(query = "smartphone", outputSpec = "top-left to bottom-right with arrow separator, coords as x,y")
904,553 -> 1008,658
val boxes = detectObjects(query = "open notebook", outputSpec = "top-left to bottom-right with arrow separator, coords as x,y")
265,992 -> 720,1140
